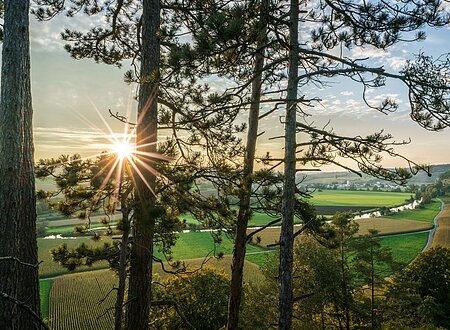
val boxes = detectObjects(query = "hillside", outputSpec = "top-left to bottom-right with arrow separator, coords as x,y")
299,163 -> 450,186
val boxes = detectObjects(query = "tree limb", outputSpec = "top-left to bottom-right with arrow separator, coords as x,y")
0,291 -> 50,330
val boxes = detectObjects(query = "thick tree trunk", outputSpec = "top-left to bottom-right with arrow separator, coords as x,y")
0,0 -> 40,328
227,2 -> 268,329
126,0 -> 160,328
278,0 -> 299,329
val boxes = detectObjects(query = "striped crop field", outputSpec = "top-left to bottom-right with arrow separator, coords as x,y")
356,218 -> 432,235
48,271 -> 116,330
48,257 -> 264,330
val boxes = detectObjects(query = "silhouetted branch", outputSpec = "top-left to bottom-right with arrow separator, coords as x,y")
0,291 -> 50,330
246,217 -> 282,243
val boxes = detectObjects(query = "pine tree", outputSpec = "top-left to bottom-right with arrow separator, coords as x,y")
0,0 -> 42,328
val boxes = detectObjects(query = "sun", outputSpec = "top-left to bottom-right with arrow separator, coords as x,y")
112,140 -> 135,160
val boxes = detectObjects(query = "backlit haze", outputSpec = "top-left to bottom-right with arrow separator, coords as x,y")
15,13 -> 450,171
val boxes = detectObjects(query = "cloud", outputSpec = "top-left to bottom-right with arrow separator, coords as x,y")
350,47 -> 389,59
386,56 -> 407,70
340,91 -> 354,96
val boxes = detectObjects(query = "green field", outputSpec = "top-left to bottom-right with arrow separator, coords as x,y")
39,237 -> 111,278
380,231 -> 429,264
39,231 -> 269,278
153,231 -> 268,261
384,199 -> 441,223
310,189 -> 411,207
39,279 -> 52,319
40,190 -> 413,238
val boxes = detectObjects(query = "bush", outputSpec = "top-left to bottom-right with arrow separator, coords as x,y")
152,267 -> 230,329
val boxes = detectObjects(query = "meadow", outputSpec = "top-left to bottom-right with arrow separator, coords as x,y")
39,190 -> 412,239
384,199 -> 442,223
310,189 -> 411,207
380,231 -> 429,264
38,231 -> 269,278
38,189 -> 428,278
37,189 -> 446,329
41,230 -> 430,329
40,279 -> 52,319
39,237 -> 112,278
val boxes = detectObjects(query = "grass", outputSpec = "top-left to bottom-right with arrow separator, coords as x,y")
39,231 -> 269,278
246,214 -> 433,249
384,199 -> 441,223
39,279 -> 52,319
180,210 -> 285,228
39,237 -> 111,278
310,189 -> 411,207
245,250 -> 276,267
379,231 -> 429,264
432,196 -> 450,248
154,231 -> 267,261
40,190 -> 412,237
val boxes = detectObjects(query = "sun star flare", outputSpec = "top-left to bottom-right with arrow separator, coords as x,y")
112,140 -> 135,160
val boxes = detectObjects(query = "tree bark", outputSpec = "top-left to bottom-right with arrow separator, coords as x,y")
0,0 -> 40,328
126,0 -> 160,328
227,1 -> 268,329
114,190 -> 130,330
278,0 -> 299,329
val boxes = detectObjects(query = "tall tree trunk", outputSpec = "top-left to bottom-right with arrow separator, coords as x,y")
370,245 -> 375,329
0,0 -> 40,328
114,189 -> 130,330
126,0 -> 160,328
340,240 -> 350,330
227,1 -> 268,329
278,0 -> 299,329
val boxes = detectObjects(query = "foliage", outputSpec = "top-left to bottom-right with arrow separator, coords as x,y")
351,229 -> 403,328
38,232 -> 268,278
382,247 -> 450,328
152,267 -> 230,330
30,0 -> 450,328
243,214 -> 407,329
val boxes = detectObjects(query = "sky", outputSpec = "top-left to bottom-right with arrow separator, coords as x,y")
12,8 -> 450,172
